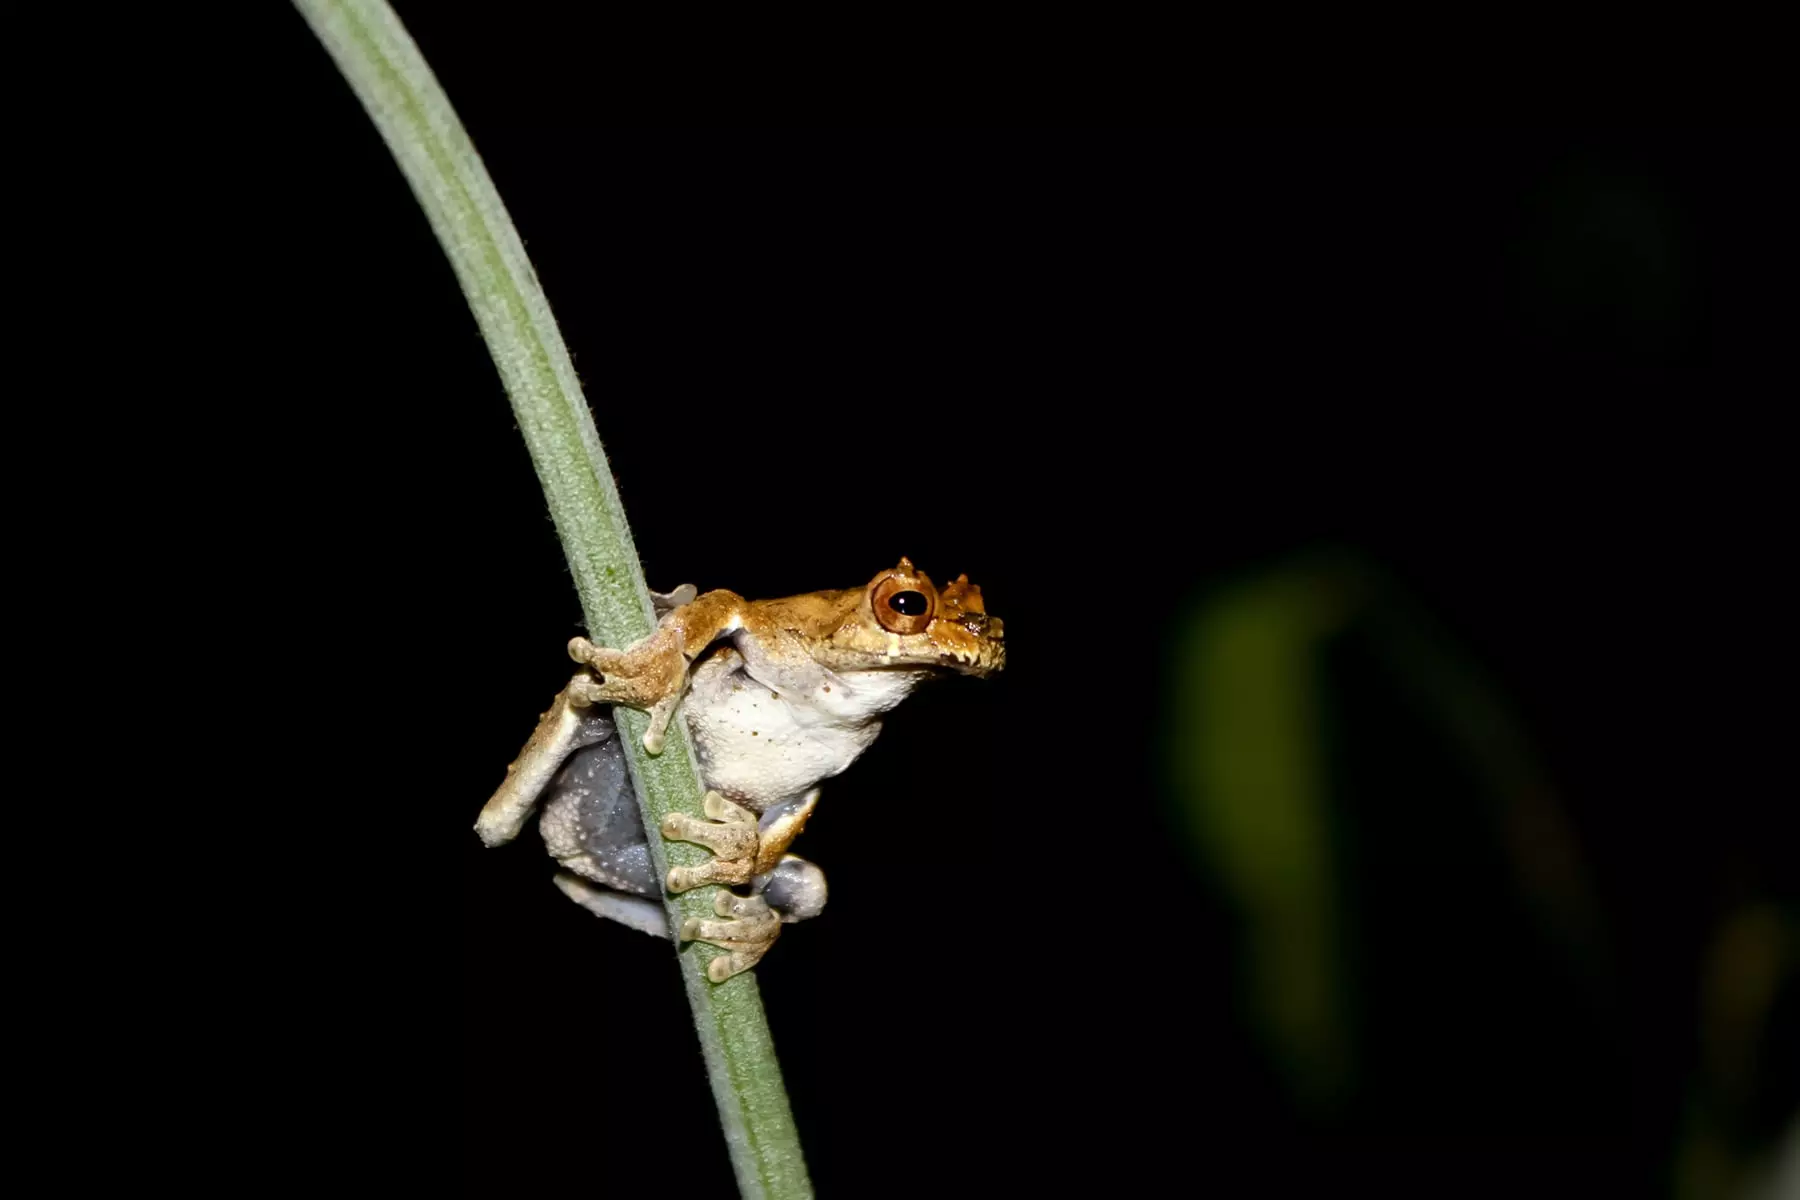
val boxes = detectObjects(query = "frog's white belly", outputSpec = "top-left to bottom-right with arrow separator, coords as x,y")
683,652 -> 927,811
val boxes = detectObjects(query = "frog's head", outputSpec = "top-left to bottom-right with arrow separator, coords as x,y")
827,558 -> 1005,676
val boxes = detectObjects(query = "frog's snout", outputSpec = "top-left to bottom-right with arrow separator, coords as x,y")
958,611 -> 1001,639
951,612 -> 1004,674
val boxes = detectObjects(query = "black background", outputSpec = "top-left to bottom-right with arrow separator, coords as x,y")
102,11 -> 1792,1198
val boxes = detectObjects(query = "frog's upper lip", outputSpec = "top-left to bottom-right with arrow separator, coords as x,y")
939,639 -> 1004,674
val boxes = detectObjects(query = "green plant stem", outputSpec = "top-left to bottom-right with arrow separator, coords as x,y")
292,3 -> 810,1195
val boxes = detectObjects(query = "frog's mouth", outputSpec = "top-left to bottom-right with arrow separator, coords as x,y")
926,612 -> 1005,676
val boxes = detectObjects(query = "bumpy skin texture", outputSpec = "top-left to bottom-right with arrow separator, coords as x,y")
475,561 -> 1005,980
536,717 -> 656,898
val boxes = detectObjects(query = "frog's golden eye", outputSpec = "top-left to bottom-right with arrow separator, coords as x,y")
872,573 -> 936,635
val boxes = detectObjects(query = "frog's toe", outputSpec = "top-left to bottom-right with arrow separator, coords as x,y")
566,637 -> 610,667
702,791 -> 753,822
667,858 -> 755,891
706,949 -> 765,983
565,675 -> 610,707
661,812 -> 758,860
712,890 -> 767,919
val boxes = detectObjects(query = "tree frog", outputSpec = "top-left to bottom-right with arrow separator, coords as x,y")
474,559 -> 1006,981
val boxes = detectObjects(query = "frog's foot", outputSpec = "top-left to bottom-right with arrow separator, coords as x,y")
757,853 -> 829,924
680,890 -> 782,982
661,792 -> 759,890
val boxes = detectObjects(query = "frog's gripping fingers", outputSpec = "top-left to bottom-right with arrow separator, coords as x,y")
563,630 -> 691,747
679,892 -> 781,982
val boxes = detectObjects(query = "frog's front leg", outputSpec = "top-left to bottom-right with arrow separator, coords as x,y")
565,630 -> 688,754
566,587 -> 753,753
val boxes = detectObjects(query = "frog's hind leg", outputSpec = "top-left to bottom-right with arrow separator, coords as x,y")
553,874 -> 669,938
660,789 -> 826,981
552,849 -> 825,952
537,737 -> 659,897
661,789 -> 821,891
475,673 -> 613,847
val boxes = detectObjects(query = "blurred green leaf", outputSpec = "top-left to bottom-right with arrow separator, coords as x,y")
1170,561 -> 1360,1108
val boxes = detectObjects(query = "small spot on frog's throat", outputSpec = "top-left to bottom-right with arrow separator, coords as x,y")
751,731 -> 759,736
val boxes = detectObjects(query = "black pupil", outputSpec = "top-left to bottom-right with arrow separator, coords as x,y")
888,590 -> 928,616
